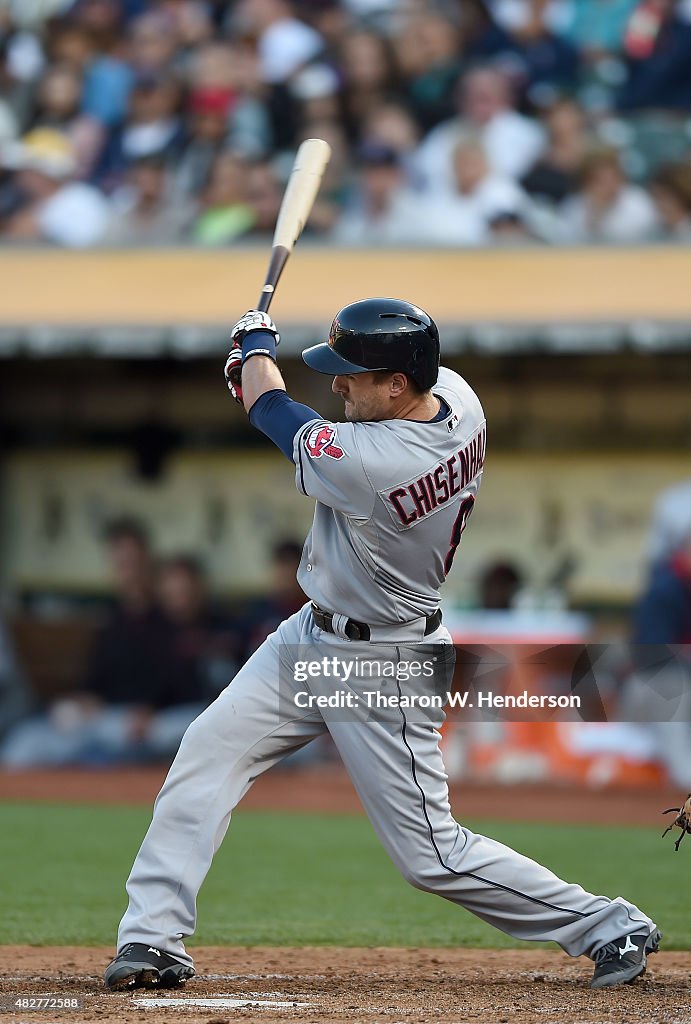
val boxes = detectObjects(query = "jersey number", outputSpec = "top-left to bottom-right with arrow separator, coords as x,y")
444,495 -> 475,576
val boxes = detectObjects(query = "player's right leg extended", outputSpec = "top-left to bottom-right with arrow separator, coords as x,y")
105,602 -> 325,990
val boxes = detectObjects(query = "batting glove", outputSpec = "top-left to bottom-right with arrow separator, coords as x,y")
224,346 -> 244,405
225,310 -> 281,404
230,309 -> 280,348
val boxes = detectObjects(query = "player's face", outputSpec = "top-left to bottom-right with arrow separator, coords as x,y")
332,372 -> 390,421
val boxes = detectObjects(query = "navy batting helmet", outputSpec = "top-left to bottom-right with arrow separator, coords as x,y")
302,298 -> 440,391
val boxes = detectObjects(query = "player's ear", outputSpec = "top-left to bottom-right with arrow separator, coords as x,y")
389,372 -> 408,397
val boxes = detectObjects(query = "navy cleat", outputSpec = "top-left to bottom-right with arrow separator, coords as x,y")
590,928 -> 662,989
104,942 -> 195,991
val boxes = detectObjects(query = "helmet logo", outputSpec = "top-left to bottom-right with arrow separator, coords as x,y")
304,424 -> 346,460
328,318 -> 341,347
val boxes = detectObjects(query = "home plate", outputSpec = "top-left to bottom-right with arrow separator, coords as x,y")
133,996 -> 309,1010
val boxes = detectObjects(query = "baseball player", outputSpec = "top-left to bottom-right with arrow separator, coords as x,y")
105,299 -> 660,992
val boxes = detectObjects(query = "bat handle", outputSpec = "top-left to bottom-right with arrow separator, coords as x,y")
256,244 -> 290,313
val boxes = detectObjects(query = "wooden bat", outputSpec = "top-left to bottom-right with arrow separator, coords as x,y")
256,138 -> 332,313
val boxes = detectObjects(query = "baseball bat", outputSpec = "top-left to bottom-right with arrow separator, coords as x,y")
256,138 -> 332,313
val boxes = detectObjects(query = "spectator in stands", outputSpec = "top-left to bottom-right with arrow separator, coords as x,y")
172,84 -> 232,201
29,62 -> 102,177
473,0 -> 580,103
558,146 -> 657,243
619,0 -> 691,111
634,529 -> 691,645
360,102 -> 423,186
47,16 -> 133,144
338,28 -> 400,143
416,66 -> 545,193
185,40 -> 239,113
245,158 -> 282,234
416,135 -> 530,246
190,149 -> 256,244
160,0 -> 215,75
331,142 -> 427,246
223,44 -> 273,158
30,61 -> 81,134
649,162 -> 691,241
393,9 -> 463,134
236,0 -> 324,86
0,127 -> 109,246
175,37 -> 266,194
127,8 -> 179,78
479,560 -> 524,610
104,154 -> 194,244
1,0 -> 690,249
522,99 -> 591,205
95,72 -> 183,188
0,518 -> 201,767
157,554 -> 242,707
290,61 -> 341,131
624,526 -> 691,788
646,477 -> 691,565
241,539 -> 307,659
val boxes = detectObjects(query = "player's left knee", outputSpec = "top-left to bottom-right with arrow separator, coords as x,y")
398,857 -> 444,892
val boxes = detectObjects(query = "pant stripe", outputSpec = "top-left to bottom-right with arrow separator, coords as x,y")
394,676 -> 589,921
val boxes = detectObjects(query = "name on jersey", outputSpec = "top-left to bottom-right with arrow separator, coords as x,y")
386,426 -> 486,527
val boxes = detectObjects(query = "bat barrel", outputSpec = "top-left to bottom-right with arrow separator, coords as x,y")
255,138 -> 331,312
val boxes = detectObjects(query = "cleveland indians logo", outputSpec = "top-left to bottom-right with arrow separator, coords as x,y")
304,424 -> 345,460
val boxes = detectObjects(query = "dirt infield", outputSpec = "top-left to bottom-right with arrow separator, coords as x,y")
0,765 -> 685,826
1,945 -> 688,1024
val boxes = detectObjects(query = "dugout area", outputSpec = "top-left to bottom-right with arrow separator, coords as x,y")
3,343 -> 691,707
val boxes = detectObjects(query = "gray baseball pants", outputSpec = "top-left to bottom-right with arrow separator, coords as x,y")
117,602 -> 655,965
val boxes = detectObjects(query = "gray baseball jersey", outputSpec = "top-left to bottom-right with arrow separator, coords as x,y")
294,367 -> 486,624
115,359 -> 657,979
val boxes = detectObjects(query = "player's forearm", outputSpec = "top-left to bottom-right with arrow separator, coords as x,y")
248,389 -> 321,460
238,326 -> 321,460
242,354 -> 286,412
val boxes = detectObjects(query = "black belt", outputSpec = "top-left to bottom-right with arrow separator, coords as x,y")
311,603 -> 442,642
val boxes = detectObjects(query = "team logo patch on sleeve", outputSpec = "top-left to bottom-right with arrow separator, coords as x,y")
304,424 -> 346,460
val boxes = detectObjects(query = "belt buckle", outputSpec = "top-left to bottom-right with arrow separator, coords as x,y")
345,620 -> 362,641
311,604 -> 328,632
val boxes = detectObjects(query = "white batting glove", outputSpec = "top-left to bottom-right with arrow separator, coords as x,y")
224,347 -> 244,405
230,309 -> 280,348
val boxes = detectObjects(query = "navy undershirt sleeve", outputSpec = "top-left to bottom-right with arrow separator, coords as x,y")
249,392 -> 450,460
248,389 -> 321,460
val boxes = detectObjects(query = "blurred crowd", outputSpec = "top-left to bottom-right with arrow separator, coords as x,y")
0,518 -> 308,766
1,0 -> 691,248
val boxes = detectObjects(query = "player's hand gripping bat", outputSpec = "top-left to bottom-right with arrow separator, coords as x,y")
224,138 -> 331,403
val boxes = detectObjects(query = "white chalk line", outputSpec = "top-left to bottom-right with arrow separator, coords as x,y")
133,995 -> 310,1010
